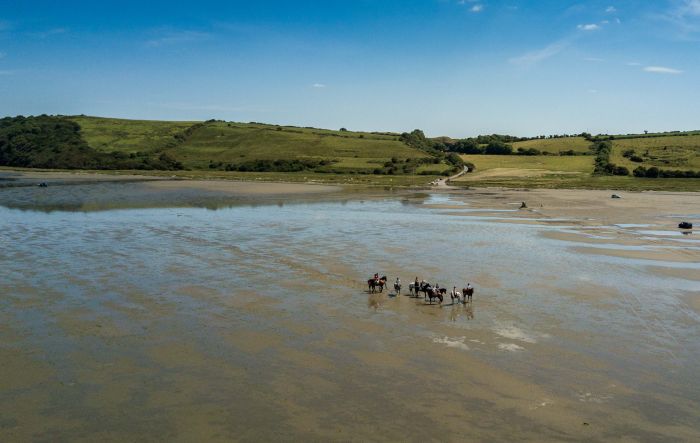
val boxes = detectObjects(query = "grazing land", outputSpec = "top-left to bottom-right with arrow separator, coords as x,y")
511,136 -> 591,154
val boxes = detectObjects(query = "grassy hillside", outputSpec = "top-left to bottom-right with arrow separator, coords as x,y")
65,117 -> 448,175
610,134 -> 700,171
161,121 -> 428,170
512,137 -> 591,154
71,116 -> 195,153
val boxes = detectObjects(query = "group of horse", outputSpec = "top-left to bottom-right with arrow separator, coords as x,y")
367,276 -> 474,305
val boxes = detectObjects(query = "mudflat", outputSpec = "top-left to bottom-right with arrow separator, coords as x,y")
1,180 -> 698,441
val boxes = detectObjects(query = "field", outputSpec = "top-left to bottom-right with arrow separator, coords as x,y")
164,121 -> 428,170
71,116 -> 195,153
10,116 -> 699,190
454,154 -> 700,190
68,117 -> 444,174
610,134 -> 700,171
512,137 -> 591,154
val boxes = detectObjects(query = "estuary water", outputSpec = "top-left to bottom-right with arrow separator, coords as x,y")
1,184 -> 699,441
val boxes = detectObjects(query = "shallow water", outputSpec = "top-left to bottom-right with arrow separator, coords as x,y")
1,186 -> 699,441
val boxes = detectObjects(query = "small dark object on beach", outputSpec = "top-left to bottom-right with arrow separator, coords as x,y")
611,194 -> 621,199
38,182 -> 48,188
520,201 -> 527,209
678,221 -> 693,229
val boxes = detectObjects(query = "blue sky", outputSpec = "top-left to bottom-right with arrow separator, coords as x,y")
1,0 -> 698,137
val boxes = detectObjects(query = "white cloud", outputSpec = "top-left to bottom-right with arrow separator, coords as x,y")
643,66 -> 683,74
605,6 -> 617,13
312,83 -> 326,88
145,30 -> 210,47
626,62 -> 642,66
471,4 -> 484,12
509,41 -> 568,66
577,23 -> 601,31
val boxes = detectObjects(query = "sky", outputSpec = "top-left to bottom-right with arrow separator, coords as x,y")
0,0 -> 699,137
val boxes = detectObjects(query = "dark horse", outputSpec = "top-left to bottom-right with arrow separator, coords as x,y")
368,276 -> 388,293
462,286 -> 474,303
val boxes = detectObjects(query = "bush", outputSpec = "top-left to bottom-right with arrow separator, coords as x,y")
633,166 -> 647,177
645,167 -> 660,178
484,141 -> 513,155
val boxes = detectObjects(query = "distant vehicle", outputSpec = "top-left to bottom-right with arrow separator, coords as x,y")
678,221 -> 693,229
38,182 -> 48,188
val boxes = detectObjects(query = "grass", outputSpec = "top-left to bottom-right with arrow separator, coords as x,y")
46,117 -> 700,191
458,154 -> 594,173
166,121 -> 428,170
69,117 -> 439,172
512,137 -> 591,154
454,153 -> 700,190
71,116 -> 195,153
610,134 -> 700,171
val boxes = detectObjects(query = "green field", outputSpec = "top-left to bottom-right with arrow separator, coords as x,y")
3,115 -> 697,190
162,121 -> 427,170
453,153 -> 700,190
68,117 -> 441,173
512,137 -> 591,154
71,116 -> 195,153
610,134 -> 700,171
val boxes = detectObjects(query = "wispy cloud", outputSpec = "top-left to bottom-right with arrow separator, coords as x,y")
584,57 -> 605,62
626,62 -> 642,66
577,23 -> 601,31
605,6 -> 617,13
658,0 -> 700,38
509,41 -> 568,66
457,0 -> 483,12
145,30 -> 211,47
312,83 -> 326,88
27,28 -> 67,39
643,65 -> 683,74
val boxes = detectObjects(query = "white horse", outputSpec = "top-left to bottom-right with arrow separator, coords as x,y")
450,287 -> 462,304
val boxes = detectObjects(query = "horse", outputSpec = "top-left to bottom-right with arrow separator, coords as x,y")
450,287 -> 462,304
394,282 -> 402,295
418,282 -> 432,300
426,287 -> 443,304
368,276 -> 387,293
409,283 -> 416,296
463,286 -> 474,303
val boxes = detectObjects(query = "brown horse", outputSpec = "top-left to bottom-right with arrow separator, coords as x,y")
426,287 -> 443,304
368,276 -> 387,293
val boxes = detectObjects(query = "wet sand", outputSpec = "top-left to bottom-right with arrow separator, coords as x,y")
1,182 -> 699,441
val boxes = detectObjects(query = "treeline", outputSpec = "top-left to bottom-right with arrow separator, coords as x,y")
401,129 -> 592,157
632,166 -> 700,178
210,158 -> 336,173
0,115 -> 184,170
592,141 -> 629,176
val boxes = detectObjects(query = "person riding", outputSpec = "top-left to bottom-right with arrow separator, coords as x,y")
374,273 -> 379,281
395,277 -> 400,286
465,283 -> 474,302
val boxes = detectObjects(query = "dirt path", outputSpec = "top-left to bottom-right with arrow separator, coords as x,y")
433,166 -> 469,188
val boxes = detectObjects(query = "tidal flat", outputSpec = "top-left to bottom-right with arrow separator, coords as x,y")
1,176 -> 699,441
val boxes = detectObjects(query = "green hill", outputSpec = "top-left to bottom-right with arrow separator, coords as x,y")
512,137 -> 591,154
0,115 -> 454,177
